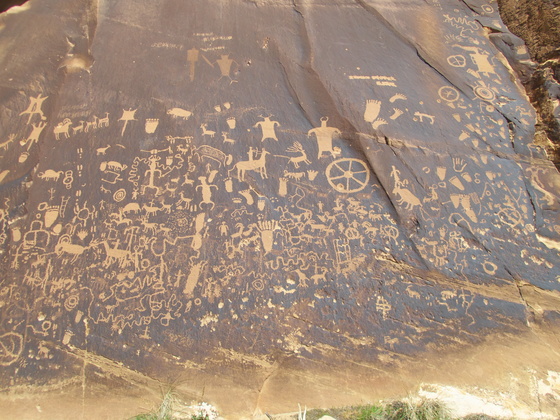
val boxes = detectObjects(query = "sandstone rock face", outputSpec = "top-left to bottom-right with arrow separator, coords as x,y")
0,0 -> 559,418
497,0 -> 560,166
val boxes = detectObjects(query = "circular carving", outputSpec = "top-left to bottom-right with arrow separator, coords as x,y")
438,86 -> 460,102
113,188 -> 126,202
64,294 -> 79,311
447,55 -> 466,67
326,158 -> 370,193
252,279 -> 265,291
474,85 -> 496,101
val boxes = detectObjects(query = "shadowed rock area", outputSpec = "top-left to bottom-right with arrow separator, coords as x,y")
0,0 -> 559,418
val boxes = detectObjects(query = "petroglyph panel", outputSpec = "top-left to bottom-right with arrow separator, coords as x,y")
0,0 -> 559,402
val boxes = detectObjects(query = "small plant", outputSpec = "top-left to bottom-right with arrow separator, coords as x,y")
383,398 -> 451,420
131,389 -> 177,420
301,398 -> 453,420
190,402 -> 219,420
357,404 -> 385,420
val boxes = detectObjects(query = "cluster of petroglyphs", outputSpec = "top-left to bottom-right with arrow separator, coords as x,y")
1,3 -> 559,379
184,32 -> 237,82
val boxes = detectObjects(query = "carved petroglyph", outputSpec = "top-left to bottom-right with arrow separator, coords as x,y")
308,117 -> 341,159
20,94 -> 48,124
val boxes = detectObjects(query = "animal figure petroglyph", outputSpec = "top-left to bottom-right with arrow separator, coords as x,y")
285,142 -> 311,168
98,241 -> 132,268
222,132 -> 235,144
200,124 -> 215,138
283,170 -> 305,180
85,116 -> 98,132
100,161 -> 127,172
53,119 -> 72,140
96,145 -> 110,155
98,113 -> 110,128
122,203 -> 141,214
55,238 -> 93,263
72,121 -> 85,135
390,166 -> 421,210
38,170 -> 63,181
141,220 -> 159,235
167,108 -> 192,120
143,203 -> 161,217
232,149 -> 270,181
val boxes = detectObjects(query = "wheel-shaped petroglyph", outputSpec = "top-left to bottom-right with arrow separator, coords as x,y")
438,86 -> 460,103
447,55 -> 466,67
326,158 -> 370,193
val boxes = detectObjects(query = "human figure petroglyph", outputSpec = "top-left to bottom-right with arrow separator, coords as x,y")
186,47 -> 199,81
254,116 -> 280,142
308,117 -> 341,159
376,296 -> 392,320
22,121 -> 47,148
20,94 -> 48,124
118,108 -> 137,136
216,54 -> 238,81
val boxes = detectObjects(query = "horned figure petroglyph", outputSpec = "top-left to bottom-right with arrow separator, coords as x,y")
278,142 -> 311,168
307,117 -> 342,159
85,116 -> 98,132
53,119 -> 72,140
222,132 -> 235,144
200,124 -> 216,138
143,202 -> 162,217
97,241 -> 133,268
231,149 -> 270,181
71,121 -> 85,135
55,236 -> 95,263
390,166 -> 421,210
98,113 -> 110,128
